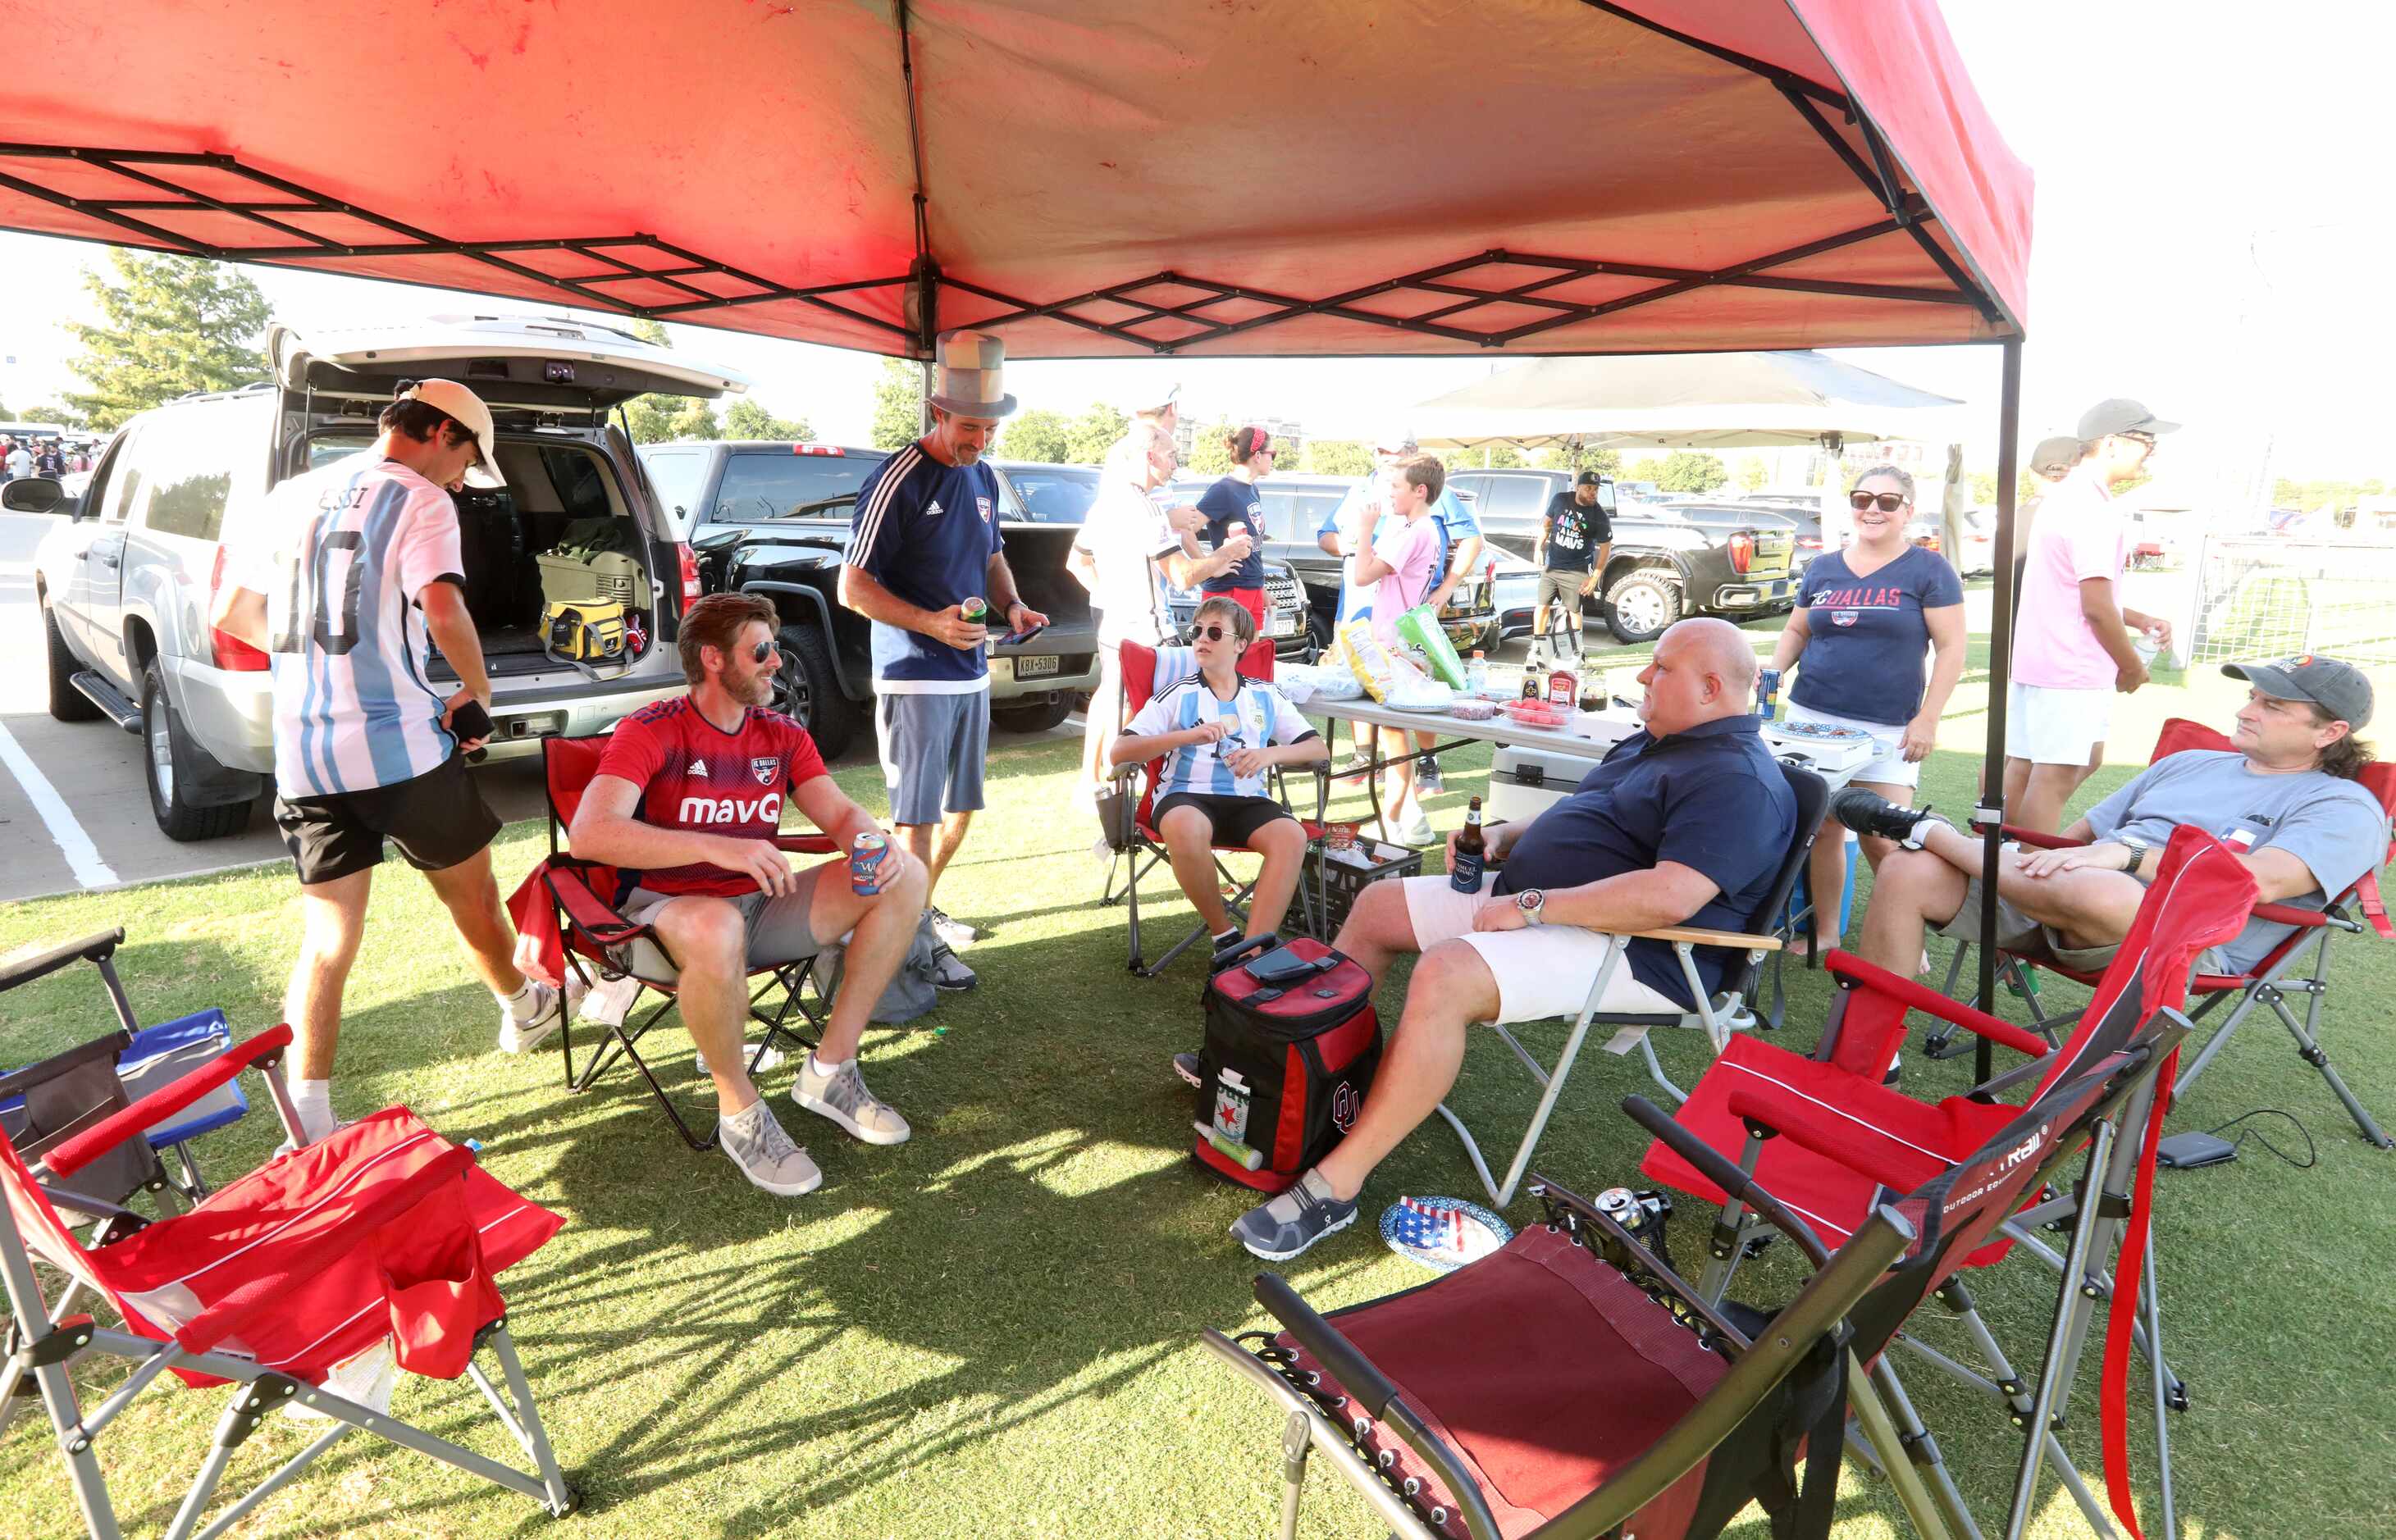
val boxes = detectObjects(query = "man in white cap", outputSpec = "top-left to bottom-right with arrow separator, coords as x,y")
2003,399 -> 2181,832
208,380 -> 564,1146
839,330 -> 1049,984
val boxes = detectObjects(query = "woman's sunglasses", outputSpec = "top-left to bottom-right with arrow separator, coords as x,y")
1193,622 -> 1248,643
1849,491 -> 1907,513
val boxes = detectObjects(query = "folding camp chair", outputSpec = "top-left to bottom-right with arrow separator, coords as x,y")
531,733 -> 834,1151
1927,717 -> 2396,1147
1641,827 -> 2257,1538
1101,638 -> 1327,976
1,1024 -> 575,1538
1432,763 -> 1826,1210
0,928 -> 254,1206
1203,1047 -> 2157,1540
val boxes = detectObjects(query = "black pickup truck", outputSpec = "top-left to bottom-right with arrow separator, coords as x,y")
637,440 -> 1097,759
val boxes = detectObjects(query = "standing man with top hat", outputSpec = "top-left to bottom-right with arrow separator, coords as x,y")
839,330 -> 1048,987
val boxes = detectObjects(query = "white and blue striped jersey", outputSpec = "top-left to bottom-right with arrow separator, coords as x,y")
226,452 -> 465,798
1128,674 -> 1317,800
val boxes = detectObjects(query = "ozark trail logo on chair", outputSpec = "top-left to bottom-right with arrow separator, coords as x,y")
750,756 -> 781,786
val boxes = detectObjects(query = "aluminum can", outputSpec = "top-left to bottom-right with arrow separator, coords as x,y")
961,596 -> 987,624
1757,666 -> 1782,711
849,831 -> 890,895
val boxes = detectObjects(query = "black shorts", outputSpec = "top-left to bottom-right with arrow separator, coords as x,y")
273,753 -> 503,886
1152,791 -> 1297,847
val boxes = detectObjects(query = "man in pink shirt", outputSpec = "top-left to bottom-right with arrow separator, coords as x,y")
1350,455 -> 1446,844
2005,399 -> 2180,831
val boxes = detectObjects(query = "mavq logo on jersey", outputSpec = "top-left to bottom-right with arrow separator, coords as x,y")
680,792 -> 783,825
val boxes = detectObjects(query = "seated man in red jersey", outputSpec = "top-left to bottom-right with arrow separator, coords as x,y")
571,593 -> 929,1196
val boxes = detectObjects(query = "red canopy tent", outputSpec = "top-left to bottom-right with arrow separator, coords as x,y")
0,0 -> 2032,1024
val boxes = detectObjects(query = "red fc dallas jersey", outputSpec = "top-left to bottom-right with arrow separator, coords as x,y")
593,699 -> 829,895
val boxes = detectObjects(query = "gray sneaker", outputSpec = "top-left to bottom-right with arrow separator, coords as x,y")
717,1100 -> 823,1196
496,982 -> 564,1055
1230,1169 -> 1359,1261
793,1055 -> 912,1146
930,945 -> 978,991
928,906 -> 982,950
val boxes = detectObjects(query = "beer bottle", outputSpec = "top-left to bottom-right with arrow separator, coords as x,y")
1450,796 -> 1487,893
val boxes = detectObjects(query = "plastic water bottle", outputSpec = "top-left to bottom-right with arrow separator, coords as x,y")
1466,649 -> 1488,695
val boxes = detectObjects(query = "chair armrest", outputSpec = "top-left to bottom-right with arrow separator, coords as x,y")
2252,901 -> 2357,932
1973,822 -> 2079,850
174,1143 -> 476,1355
1822,950 -> 2052,1059
773,833 -> 838,856
0,1030 -> 134,1101
544,863 -> 648,950
1723,1087 -> 1921,1198
1623,1096 -> 1831,1267
43,1025 -> 294,1179
0,928 -> 126,995
1632,924 -> 1784,953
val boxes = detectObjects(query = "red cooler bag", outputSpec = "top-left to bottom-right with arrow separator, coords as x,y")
1194,937 -> 1381,1192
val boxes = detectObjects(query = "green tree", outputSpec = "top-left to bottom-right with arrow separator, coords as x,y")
871,358 -> 925,449
1063,403 -> 1127,465
721,398 -> 812,442
1656,450 -> 1728,494
1184,416 -> 1237,476
1734,454 -> 1768,492
623,395 -> 721,444
1623,455 -> 1667,485
1303,440 -> 1376,476
1967,470 -> 1996,505
1532,444 -> 1622,478
999,408 -> 1073,463
62,250 -> 272,430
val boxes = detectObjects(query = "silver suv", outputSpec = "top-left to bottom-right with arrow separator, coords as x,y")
7,314 -> 746,841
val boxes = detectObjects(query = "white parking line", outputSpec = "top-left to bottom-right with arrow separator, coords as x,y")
0,718 -> 120,888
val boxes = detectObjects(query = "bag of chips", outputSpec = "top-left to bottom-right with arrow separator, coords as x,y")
1394,604 -> 1467,689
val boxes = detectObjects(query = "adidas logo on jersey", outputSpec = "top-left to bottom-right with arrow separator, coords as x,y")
925,499 -> 944,517
679,792 -> 783,825
690,761 -> 710,777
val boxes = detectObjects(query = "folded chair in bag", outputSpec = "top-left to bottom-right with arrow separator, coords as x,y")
509,732 -> 834,1150
1928,717 -> 2395,1146
1203,1054 -> 2152,1540
1642,827 -> 2256,1538
1433,763 -> 1825,1210
1102,639 -> 1327,977
1,1023 -> 575,1538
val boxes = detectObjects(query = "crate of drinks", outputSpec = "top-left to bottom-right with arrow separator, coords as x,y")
1308,827 -> 1426,937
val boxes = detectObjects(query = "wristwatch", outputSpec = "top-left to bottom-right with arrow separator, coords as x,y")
2121,836 -> 2151,877
1514,889 -> 1547,926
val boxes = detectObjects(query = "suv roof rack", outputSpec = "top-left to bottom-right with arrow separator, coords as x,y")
170,380 -> 276,403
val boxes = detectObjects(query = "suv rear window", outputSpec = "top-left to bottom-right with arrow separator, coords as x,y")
1004,465 -> 1100,522
137,408 -> 244,542
1259,485 -> 1347,543
710,449 -> 886,523
640,447 -> 707,519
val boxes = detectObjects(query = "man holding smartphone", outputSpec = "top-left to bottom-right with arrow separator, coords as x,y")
209,380 -> 564,1146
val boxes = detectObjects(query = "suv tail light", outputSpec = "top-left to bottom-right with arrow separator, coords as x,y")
1728,532 -> 1754,575
792,443 -> 844,456
675,542 -> 704,609
207,546 -> 271,672
1799,535 -> 1823,550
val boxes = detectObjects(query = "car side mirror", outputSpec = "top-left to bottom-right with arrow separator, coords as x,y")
1,476 -> 74,517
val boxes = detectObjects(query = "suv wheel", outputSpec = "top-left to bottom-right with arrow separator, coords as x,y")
992,696 -> 1075,734
142,660 -> 248,841
1305,610 -> 1335,655
770,622 -> 860,760
45,603 -> 102,722
1604,569 -> 1684,644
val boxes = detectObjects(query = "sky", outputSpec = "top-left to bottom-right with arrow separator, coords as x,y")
2,1 -> 2389,500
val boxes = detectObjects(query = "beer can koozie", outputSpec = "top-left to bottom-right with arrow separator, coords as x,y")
850,832 -> 889,894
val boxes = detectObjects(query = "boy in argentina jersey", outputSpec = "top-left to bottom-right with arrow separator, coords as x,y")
1111,596 -> 1327,949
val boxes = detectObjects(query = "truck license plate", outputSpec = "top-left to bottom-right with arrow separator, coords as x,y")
1015,654 -> 1060,679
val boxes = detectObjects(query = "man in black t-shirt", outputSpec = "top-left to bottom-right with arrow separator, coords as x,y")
1530,470 -> 1613,658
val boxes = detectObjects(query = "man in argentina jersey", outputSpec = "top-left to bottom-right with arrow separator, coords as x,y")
211,380 -> 564,1146
1110,596 -> 1326,950
837,329 -> 1047,986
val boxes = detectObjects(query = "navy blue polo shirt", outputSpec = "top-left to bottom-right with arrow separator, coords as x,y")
1492,713 -> 1796,1007
847,441 -> 1005,690
1196,475 -> 1267,593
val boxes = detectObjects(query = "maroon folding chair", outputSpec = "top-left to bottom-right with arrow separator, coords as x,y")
1100,639 -> 1326,975
1931,716 -> 2395,1147
527,733 -> 835,1150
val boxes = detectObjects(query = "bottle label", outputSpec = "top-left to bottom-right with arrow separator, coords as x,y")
1450,850 -> 1485,893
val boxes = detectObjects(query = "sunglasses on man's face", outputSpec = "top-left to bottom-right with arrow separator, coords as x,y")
748,640 -> 779,664
1193,622 -> 1247,643
1850,491 -> 1907,513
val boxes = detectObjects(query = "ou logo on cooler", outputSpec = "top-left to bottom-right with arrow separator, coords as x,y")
1332,1082 -> 1361,1132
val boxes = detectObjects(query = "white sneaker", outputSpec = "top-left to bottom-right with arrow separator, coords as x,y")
1384,813 -> 1435,846
496,977 -> 580,1055
717,1100 -> 823,1196
793,1055 -> 912,1145
696,1041 -> 790,1078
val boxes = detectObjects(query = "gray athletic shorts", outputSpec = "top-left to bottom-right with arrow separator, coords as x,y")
612,868 -> 831,983
876,690 -> 990,825
1535,570 -> 1590,611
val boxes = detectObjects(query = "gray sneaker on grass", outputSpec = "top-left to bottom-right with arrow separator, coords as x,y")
793,1056 -> 912,1145
1230,1169 -> 1358,1261
930,945 -> 978,991
718,1100 -> 823,1196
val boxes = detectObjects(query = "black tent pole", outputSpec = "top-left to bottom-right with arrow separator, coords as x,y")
1974,336 -> 2025,1080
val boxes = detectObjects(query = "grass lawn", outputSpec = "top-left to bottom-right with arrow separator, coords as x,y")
3,616 -> 2392,1538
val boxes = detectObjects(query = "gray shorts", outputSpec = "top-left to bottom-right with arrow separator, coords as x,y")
613,868 -> 831,983
876,690 -> 990,825
1535,570 -> 1590,611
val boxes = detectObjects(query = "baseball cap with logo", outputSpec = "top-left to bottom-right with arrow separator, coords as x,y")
399,380 -> 505,488
2076,398 -> 2180,441
1575,469 -> 1604,486
2029,435 -> 2084,478
2221,654 -> 2375,729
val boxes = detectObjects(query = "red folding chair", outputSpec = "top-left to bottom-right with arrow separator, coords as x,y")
519,733 -> 836,1151
1639,827 -> 2257,1539
0,1026 -> 575,1537
1100,639 -> 1327,976
1931,717 -> 2396,1147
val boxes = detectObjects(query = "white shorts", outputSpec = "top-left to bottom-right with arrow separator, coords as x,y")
1782,700 -> 1918,789
1399,873 -> 1679,1025
2006,681 -> 2111,767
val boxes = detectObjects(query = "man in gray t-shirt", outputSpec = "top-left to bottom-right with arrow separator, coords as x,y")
1832,654 -> 2388,981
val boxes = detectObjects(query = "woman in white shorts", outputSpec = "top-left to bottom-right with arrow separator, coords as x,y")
1765,466 -> 1969,953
